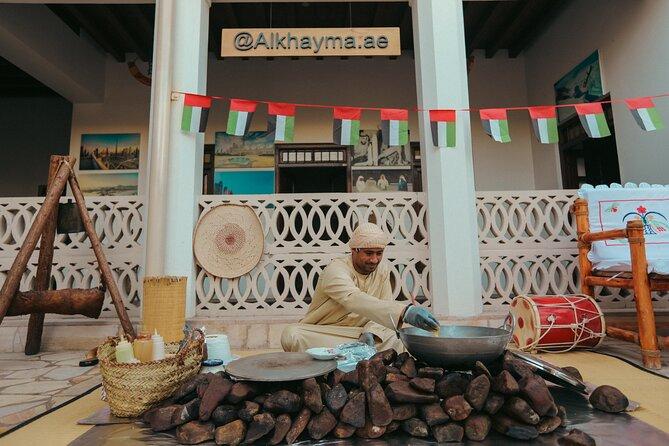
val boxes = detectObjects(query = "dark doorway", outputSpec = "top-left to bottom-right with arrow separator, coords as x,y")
278,166 -> 347,193
558,97 -> 621,189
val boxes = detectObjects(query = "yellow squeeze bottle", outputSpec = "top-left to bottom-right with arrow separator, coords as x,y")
115,335 -> 136,363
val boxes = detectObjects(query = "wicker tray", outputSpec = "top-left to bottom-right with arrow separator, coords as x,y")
98,330 -> 204,417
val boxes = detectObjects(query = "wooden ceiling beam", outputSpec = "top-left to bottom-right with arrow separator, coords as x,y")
128,4 -> 154,49
465,2 -> 496,55
61,5 -> 125,62
508,0 -> 573,58
468,1 -> 516,55
485,0 -> 537,58
97,5 -> 149,61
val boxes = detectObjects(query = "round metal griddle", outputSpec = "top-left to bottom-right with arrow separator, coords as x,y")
225,352 -> 337,382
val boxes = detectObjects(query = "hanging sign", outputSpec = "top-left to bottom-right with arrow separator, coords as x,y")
221,28 -> 401,57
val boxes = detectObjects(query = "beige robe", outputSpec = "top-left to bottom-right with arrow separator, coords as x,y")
281,257 -> 407,352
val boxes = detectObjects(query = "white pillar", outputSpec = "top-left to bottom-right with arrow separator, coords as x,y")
411,0 -> 482,317
145,0 -> 210,317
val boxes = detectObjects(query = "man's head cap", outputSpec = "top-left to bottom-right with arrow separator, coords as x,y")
349,222 -> 389,249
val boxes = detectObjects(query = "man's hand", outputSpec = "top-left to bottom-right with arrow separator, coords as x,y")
403,306 -> 440,332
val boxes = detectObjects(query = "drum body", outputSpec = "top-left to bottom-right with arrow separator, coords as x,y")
510,294 -> 606,352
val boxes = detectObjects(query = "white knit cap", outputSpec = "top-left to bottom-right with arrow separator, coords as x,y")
349,222 -> 389,249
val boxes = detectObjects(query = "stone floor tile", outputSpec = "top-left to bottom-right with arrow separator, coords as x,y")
55,376 -> 101,396
2,380 -> 70,395
0,395 -> 46,408
70,368 -> 99,384
48,396 -> 74,409
5,366 -> 57,380
43,366 -> 88,381
0,378 -> 36,389
55,357 -> 85,367
0,360 -> 50,371
40,351 -> 84,362
0,402 -> 48,425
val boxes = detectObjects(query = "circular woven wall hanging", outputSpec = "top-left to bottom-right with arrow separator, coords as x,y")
193,204 -> 264,279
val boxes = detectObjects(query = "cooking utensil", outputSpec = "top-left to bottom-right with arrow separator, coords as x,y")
392,312 -> 515,369
225,352 -> 337,382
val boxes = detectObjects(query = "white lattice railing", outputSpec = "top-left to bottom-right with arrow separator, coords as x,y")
196,193 -> 430,316
477,189 -> 668,311
0,196 -> 144,319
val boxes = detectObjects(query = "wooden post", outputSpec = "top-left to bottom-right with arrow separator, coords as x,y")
67,172 -> 136,339
626,220 -> 661,369
0,159 -> 74,325
7,288 -> 105,319
25,156 -> 62,355
572,199 -> 594,296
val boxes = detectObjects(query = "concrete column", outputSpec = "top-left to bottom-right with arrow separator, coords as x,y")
411,0 -> 482,317
145,0 -> 210,317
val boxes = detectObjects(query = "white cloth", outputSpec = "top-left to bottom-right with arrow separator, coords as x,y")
580,184 -> 669,274
349,222 -> 389,249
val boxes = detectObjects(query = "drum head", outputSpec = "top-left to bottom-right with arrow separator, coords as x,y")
510,296 -> 541,351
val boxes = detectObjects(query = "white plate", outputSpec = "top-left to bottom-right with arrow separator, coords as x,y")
306,347 -> 340,360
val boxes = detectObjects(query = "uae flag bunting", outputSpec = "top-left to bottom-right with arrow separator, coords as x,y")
268,102 -> 296,142
333,107 -> 362,146
180,93 -> 212,133
528,106 -> 558,144
574,102 -> 611,138
625,97 -> 664,131
480,108 -> 511,143
226,99 -> 257,136
429,109 -> 456,148
380,108 -> 409,147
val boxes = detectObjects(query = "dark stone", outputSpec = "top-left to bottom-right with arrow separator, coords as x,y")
173,374 -> 209,403
175,421 -> 215,444
419,403 -> 449,426
171,398 -> 201,426
401,418 -> 429,437
410,377 -> 435,394
432,422 -> 465,443
492,370 -> 519,395
385,373 -> 410,383
302,378 -> 324,413
492,413 -> 539,440
537,416 -> 562,434
558,428 -> 597,446
269,414 -> 291,445
355,419 -> 386,439
484,393 -> 506,415
385,381 -> 439,404
465,374 -> 491,411
325,383 -> 348,413
371,348 -> 398,365
392,404 -> 417,421
357,360 -> 377,391
333,421 -> 357,439
284,407 -> 311,444
145,404 -> 180,432
237,401 -> 260,423
519,374 -> 555,416
367,382 -> 393,426
562,366 -> 583,382
503,396 -> 540,425
214,419 -> 246,446
263,390 -> 302,414
244,413 -> 275,444
418,367 -> 444,380
400,356 -> 418,378
199,374 -> 233,421
474,360 -> 493,379
436,373 -> 471,398
307,408 -> 337,440
226,382 -> 257,404
588,385 -> 629,413
442,395 -> 473,421
465,414 -> 492,441
340,391 -> 366,428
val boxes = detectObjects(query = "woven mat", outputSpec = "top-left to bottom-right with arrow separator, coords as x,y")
593,337 -> 669,378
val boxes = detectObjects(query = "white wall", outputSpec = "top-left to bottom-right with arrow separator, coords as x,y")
0,96 -> 71,196
68,52 -> 535,192
525,0 -> 669,188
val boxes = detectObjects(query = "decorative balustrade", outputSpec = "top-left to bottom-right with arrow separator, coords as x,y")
196,193 -> 430,316
0,196 -> 144,318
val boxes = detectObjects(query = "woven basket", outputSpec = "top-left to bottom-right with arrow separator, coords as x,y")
142,276 -> 187,343
98,330 -> 204,417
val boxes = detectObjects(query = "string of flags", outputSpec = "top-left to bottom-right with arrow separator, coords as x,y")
179,92 -> 666,148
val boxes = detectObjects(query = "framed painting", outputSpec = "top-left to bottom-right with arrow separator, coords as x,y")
213,169 -> 275,195
554,51 -> 604,122
351,168 -> 412,192
79,133 -> 140,170
214,131 -> 275,168
78,172 -> 138,196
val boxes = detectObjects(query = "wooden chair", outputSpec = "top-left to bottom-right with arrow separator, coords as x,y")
573,198 -> 668,369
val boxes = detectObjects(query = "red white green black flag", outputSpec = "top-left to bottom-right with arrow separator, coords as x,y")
429,110 -> 456,148
625,97 -> 664,132
333,107 -> 362,146
380,108 -> 409,147
480,108 -> 511,143
180,94 -> 211,133
226,99 -> 257,136
574,102 -> 611,138
528,106 -> 558,144
268,102 -> 296,142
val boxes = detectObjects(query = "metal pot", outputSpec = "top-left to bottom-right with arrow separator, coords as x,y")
394,313 -> 515,370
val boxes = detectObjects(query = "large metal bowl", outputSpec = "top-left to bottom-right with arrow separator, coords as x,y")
396,314 -> 514,370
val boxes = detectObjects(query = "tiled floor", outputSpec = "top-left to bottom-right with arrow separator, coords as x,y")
0,351 -> 100,434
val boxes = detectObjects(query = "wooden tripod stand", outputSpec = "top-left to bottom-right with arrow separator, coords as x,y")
0,155 -> 136,355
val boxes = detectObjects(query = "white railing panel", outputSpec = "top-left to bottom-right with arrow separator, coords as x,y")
0,196 -> 145,318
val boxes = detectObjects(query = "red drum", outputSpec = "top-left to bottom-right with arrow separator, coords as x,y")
510,295 -> 606,352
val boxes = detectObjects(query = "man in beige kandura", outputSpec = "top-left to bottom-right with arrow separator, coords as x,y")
281,222 -> 439,352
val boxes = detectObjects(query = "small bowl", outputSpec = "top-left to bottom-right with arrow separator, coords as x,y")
306,347 -> 340,360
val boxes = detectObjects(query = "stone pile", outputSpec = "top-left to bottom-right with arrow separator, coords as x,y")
141,350 -> 601,445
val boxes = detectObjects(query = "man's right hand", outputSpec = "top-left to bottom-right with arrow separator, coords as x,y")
403,305 -> 440,332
